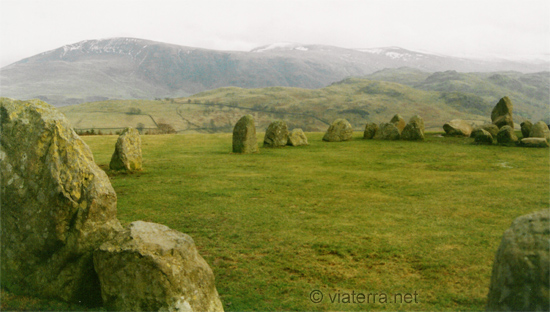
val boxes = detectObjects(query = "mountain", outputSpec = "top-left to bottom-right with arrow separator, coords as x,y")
1,37 -> 548,106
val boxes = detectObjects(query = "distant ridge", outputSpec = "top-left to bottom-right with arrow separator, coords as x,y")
1,37 -> 548,106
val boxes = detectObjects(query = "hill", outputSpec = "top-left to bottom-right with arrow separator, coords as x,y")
2,37 -> 548,106
58,75 -> 549,134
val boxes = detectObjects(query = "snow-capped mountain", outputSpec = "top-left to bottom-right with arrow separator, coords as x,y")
1,37 -> 547,106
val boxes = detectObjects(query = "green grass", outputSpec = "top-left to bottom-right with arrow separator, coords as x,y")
3,132 -> 549,311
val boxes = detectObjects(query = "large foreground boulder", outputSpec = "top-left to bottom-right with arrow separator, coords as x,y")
109,127 -> 142,171
491,96 -> 514,129
443,119 -> 473,137
496,126 -> 518,144
363,122 -> 378,139
0,98 -> 122,305
374,123 -> 401,140
390,114 -> 406,133
232,115 -> 259,153
263,120 -> 289,147
287,128 -> 308,146
519,138 -> 550,148
323,119 -> 353,142
486,209 -> 549,311
529,121 -> 550,143
520,120 -> 533,138
94,221 -> 224,312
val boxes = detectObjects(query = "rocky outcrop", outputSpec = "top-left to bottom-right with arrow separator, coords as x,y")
374,123 -> 401,140
529,121 -> 550,143
519,138 -> 550,148
363,122 -> 378,139
486,209 -> 549,311
0,98 -> 122,305
232,115 -> 259,153
491,96 -> 514,129
474,129 -> 493,144
520,120 -> 533,138
443,119 -> 473,137
109,127 -> 142,171
287,128 -> 308,146
323,119 -> 353,142
390,114 -> 406,133
263,120 -> 289,147
94,221 -> 224,312
496,126 -> 518,144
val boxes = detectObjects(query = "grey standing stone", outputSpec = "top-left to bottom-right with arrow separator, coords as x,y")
263,120 -> 289,147
491,96 -> 514,129
474,129 -> 493,144
486,209 -> 549,311
0,98 -> 122,305
443,119 -> 473,137
232,115 -> 259,153
363,122 -> 378,139
409,115 -> 425,132
401,121 -> 425,141
94,221 -> 224,312
529,121 -> 550,143
471,124 -> 499,138
287,128 -> 308,146
374,122 -> 401,140
323,119 -> 353,142
496,125 -> 518,144
521,120 -> 533,138
390,114 -> 406,133
110,127 -> 142,171
519,138 -> 550,148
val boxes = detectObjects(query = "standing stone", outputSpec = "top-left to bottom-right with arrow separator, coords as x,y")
94,221 -> 224,312
519,138 -> 550,148
401,122 -> 425,141
263,120 -> 289,147
409,115 -> 425,132
232,115 -> 259,153
496,125 -> 518,144
0,98 -> 122,305
390,114 -> 406,133
323,119 -> 353,142
471,124 -> 499,138
529,121 -> 550,143
287,128 -> 308,146
363,122 -> 378,139
521,120 -> 533,138
474,129 -> 493,144
486,209 -> 549,311
109,127 -> 142,171
491,96 -> 514,129
373,122 -> 401,140
443,119 -> 473,137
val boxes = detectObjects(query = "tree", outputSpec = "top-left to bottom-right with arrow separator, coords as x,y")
136,123 -> 145,133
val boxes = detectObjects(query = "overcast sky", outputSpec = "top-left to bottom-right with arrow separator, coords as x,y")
0,0 -> 549,67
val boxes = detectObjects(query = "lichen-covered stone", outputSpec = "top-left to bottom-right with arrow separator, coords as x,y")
263,120 -> 289,147
109,127 -> 142,171
519,138 -> 550,148
323,119 -> 353,142
408,115 -> 425,132
232,115 -> 259,153
520,120 -> 533,138
287,128 -> 308,146
491,96 -> 514,128
443,119 -> 473,137
374,122 -> 401,140
94,221 -> 224,312
486,209 -> 549,311
474,129 -> 493,145
401,122 -> 425,141
390,114 -> 406,133
0,98 -> 122,305
496,125 -> 518,144
529,121 -> 550,143
363,122 -> 378,139
471,124 -> 499,138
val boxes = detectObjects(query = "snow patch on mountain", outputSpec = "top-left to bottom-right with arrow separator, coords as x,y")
252,42 -> 309,52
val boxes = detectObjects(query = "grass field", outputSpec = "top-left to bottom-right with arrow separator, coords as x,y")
2,131 -> 549,311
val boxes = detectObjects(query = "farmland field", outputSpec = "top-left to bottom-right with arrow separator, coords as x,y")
2,131 -> 549,311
